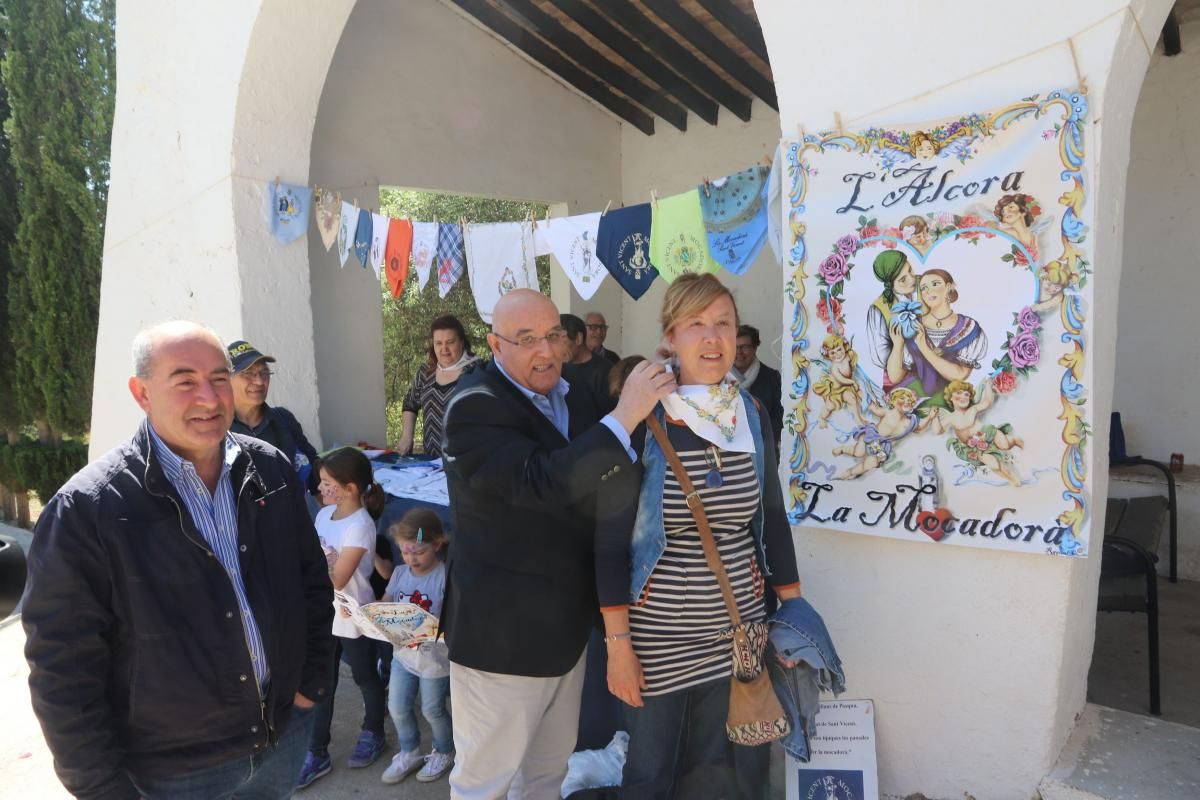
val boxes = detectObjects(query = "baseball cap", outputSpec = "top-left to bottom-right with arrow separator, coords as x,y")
227,340 -> 277,374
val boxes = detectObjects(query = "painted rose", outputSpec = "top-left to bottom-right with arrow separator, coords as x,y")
818,252 -> 848,285
1017,306 -> 1040,333
859,224 -> 880,239
1008,331 -> 1041,369
992,370 -> 1017,394
815,294 -> 842,331
835,234 -> 859,256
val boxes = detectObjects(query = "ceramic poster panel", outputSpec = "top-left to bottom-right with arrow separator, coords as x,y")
782,90 -> 1092,557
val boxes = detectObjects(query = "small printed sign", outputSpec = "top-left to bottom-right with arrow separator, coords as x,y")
787,700 -> 878,800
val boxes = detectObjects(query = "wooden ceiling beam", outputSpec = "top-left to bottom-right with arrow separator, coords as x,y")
549,0 -> 719,125
693,0 -> 769,64
450,0 -> 655,135
640,0 -> 777,109
604,0 -> 753,121
496,0 -> 688,131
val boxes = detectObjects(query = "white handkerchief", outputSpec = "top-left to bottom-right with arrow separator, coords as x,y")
534,212 -> 607,300
337,201 -> 356,267
370,212 -> 389,280
660,378 -> 756,453
462,221 -> 537,323
411,222 -> 439,289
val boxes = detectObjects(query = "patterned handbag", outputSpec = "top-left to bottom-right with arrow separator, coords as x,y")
646,415 -> 790,746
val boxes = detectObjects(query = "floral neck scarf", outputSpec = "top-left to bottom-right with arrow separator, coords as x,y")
661,376 -> 756,453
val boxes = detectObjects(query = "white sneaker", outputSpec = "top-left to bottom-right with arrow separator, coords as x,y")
416,750 -> 454,783
380,748 -> 422,784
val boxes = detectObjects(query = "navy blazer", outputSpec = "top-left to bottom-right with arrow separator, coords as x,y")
440,360 -> 629,677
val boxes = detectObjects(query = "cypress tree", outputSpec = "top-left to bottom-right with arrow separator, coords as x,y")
2,0 -> 114,437
0,5 -> 20,437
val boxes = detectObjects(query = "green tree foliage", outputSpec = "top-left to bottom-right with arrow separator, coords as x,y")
2,0 -> 114,436
378,189 -> 549,444
0,10 -> 20,433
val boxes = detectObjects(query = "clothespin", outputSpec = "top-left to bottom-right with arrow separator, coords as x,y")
602,200 -> 612,216
545,207 -> 552,224
274,175 -> 280,188
701,177 -> 711,198
353,198 -> 359,209
834,112 -> 844,137
650,188 -> 659,210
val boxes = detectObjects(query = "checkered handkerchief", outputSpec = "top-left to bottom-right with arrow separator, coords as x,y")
436,222 -> 466,298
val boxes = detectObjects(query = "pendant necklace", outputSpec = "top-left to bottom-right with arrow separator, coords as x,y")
704,445 -> 724,488
932,311 -> 954,329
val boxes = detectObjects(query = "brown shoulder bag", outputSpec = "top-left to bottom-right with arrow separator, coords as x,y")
646,415 -> 790,746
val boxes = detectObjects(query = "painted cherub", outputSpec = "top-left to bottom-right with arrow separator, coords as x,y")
812,334 -> 868,428
1031,260 -> 1074,313
932,378 -> 1024,486
832,387 -> 932,479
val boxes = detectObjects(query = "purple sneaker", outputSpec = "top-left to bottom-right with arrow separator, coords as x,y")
347,730 -> 386,769
297,751 -> 331,789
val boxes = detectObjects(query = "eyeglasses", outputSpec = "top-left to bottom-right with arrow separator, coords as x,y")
585,324 -> 609,331
240,368 -> 274,382
493,330 -> 568,349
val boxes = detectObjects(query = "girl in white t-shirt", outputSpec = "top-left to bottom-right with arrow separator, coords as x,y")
298,447 -> 388,789
380,508 -> 453,784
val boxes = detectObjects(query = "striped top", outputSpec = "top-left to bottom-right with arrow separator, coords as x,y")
630,426 -> 766,697
402,367 -> 460,457
148,425 -> 269,693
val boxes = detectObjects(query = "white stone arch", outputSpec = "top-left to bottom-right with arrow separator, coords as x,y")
93,1 -> 1174,796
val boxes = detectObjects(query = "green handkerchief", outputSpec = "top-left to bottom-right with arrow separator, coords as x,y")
650,189 -> 718,283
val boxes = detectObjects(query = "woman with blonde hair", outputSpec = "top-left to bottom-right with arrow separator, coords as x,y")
595,273 -> 802,798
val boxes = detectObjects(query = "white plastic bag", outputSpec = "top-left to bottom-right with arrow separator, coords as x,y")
560,731 -> 629,797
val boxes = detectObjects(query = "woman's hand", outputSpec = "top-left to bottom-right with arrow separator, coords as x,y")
888,321 -> 906,347
396,432 -> 414,456
338,606 -> 352,619
606,640 -> 647,708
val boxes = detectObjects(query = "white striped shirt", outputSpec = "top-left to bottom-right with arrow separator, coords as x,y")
148,425 -> 270,692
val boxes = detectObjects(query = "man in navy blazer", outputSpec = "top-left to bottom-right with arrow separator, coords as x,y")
441,290 -> 673,799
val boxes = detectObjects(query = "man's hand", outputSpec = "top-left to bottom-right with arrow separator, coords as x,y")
293,692 -> 316,710
611,360 -> 677,433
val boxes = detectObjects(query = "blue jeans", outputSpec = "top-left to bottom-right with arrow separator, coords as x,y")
388,659 -> 453,752
622,677 -> 736,800
130,704 -> 316,799
309,635 -> 387,754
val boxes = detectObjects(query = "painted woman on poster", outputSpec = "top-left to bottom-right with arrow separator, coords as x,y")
868,259 -> 988,410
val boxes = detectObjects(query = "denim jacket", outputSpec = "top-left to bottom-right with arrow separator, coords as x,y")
628,391 -> 770,604
767,597 -> 846,761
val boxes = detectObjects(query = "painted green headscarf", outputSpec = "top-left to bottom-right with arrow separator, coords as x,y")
873,250 -> 909,305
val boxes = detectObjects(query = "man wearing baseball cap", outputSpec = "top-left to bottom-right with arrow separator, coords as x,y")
227,340 -> 321,497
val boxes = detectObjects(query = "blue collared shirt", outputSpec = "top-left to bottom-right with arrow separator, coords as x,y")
494,360 -> 634,460
148,424 -> 270,693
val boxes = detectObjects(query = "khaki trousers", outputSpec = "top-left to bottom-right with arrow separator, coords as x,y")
448,653 -> 586,800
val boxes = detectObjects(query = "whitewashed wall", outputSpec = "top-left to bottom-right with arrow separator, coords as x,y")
1113,17 -> 1200,461
754,1 -> 1169,797
306,0 -> 621,447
